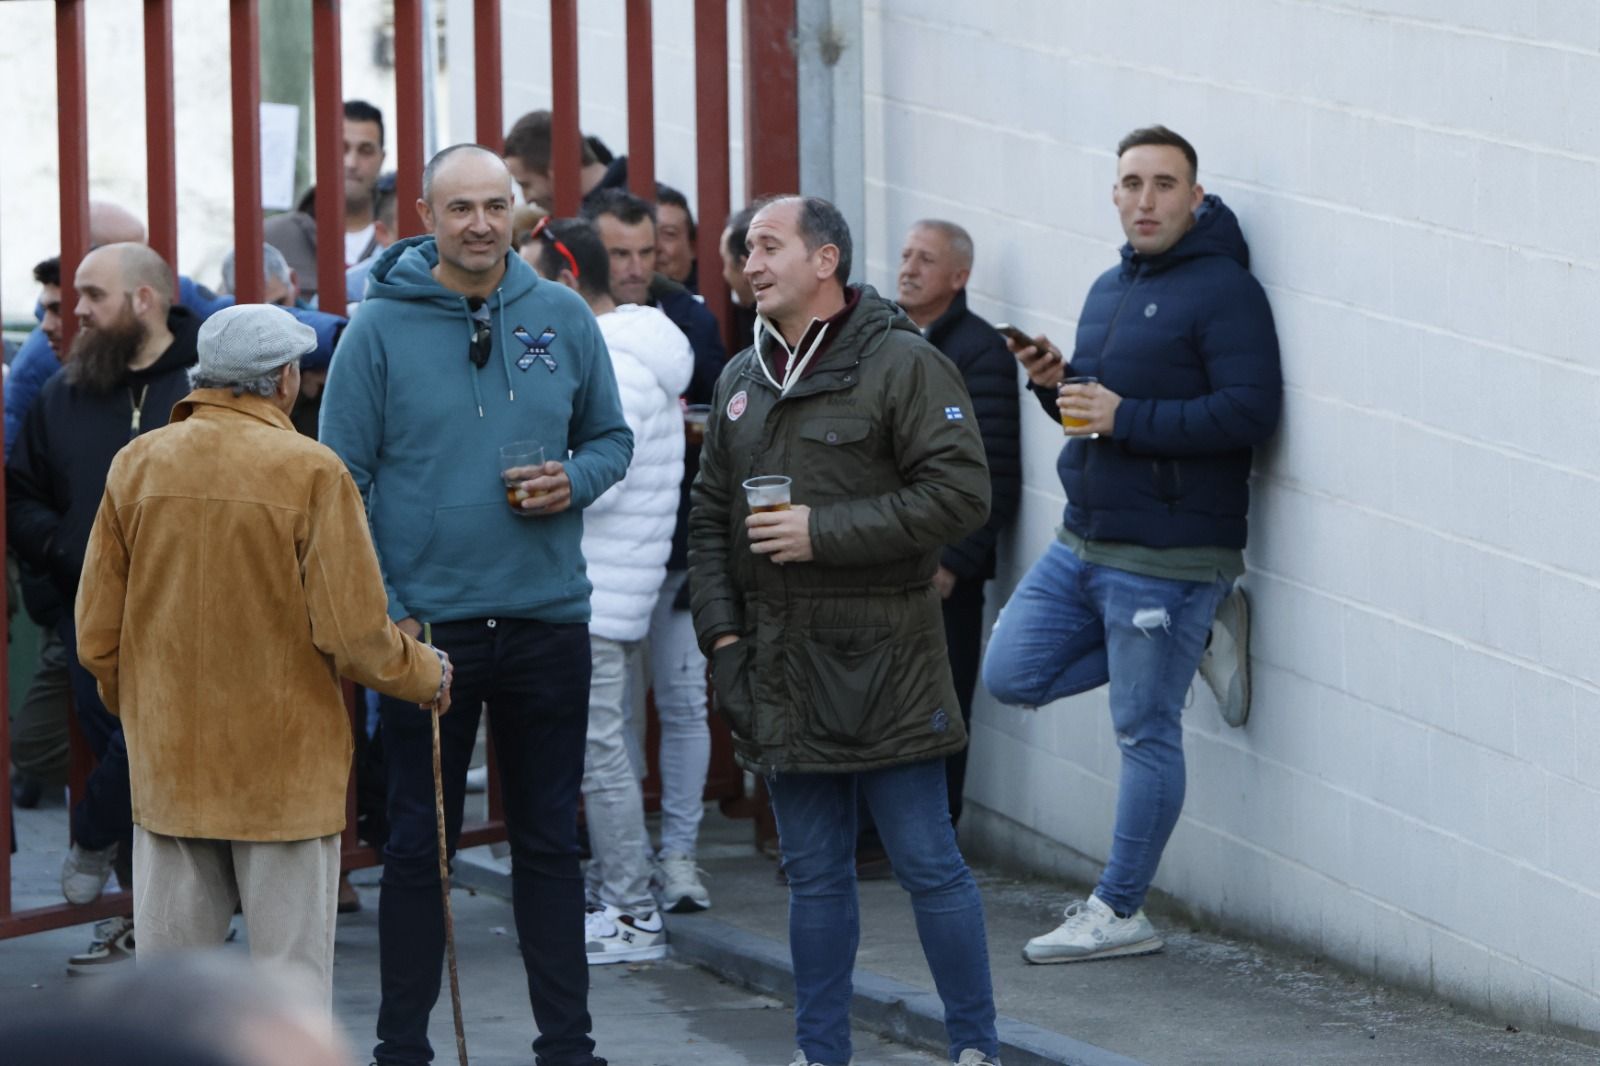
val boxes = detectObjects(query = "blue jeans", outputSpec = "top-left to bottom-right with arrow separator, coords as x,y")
768,759 -> 998,1066
374,618 -> 598,1066
981,541 -> 1230,915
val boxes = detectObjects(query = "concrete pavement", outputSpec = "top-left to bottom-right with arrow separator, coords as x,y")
10,792 -> 1600,1065
0,797 -> 942,1066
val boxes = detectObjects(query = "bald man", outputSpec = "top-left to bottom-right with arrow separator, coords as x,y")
6,241 -> 202,972
320,144 -> 628,1066
6,201 -> 151,458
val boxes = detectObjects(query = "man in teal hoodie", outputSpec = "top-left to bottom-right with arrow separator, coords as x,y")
320,144 -> 631,1066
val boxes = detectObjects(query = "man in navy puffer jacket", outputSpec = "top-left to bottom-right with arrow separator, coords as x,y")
982,126 -> 1281,965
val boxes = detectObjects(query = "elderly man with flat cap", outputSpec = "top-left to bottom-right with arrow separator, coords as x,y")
75,303 -> 454,1006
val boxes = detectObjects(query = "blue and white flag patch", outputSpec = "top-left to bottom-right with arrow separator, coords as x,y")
944,406 -> 965,421
513,326 -> 559,372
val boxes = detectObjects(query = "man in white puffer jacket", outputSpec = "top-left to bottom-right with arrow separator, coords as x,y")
527,218 -> 693,964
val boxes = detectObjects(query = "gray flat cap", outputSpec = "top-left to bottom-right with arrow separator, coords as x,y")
196,303 -> 317,384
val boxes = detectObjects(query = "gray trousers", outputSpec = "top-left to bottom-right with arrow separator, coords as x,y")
133,826 -> 341,1009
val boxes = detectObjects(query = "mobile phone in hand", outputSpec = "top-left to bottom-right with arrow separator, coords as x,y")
996,323 -> 1060,364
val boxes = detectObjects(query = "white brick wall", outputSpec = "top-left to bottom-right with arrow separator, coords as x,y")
861,0 -> 1600,1036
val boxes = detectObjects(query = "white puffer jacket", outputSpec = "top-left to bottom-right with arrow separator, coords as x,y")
584,304 -> 694,641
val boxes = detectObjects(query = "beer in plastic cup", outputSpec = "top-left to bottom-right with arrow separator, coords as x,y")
684,404 -> 712,447
743,475 -> 792,513
1060,376 -> 1100,439
501,442 -> 546,516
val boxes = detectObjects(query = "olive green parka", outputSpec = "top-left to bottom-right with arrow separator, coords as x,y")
688,285 -> 991,774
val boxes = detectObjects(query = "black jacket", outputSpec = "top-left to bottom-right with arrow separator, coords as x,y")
7,306 -> 201,600
924,290 -> 1020,581
1036,195 -> 1281,550
649,274 -> 730,574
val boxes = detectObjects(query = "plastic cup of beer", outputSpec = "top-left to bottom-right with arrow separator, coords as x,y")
501,442 -> 546,516
743,475 -> 792,513
684,404 -> 712,447
1059,376 -> 1100,440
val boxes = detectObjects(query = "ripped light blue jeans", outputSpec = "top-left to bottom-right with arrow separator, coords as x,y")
981,540 -> 1230,915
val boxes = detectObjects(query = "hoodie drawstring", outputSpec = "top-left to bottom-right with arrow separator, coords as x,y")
497,298 -> 514,403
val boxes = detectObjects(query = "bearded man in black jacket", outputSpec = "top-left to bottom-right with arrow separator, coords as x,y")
895,220 -> 1021,826
7,242 -> 199,969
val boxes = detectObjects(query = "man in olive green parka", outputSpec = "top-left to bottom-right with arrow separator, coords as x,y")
688,196 -> 1001,1066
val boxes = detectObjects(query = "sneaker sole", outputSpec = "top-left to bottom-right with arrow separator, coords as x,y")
586,943 -> 668,965
1022,936 -> 1164,965
664,895 -> 710,914
66,958 -> 133,976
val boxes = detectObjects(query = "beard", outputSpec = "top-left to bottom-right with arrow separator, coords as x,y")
65,304 -> 148,395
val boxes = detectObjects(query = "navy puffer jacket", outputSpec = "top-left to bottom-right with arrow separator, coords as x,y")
1037,194 -> 1281,550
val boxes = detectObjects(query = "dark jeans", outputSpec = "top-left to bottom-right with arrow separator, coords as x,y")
374,618 -> 598,1066
941,576 -> 986,826
56,622 -> 133,855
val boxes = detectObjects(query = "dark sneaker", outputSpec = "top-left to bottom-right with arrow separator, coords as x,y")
67,916 -> 135,975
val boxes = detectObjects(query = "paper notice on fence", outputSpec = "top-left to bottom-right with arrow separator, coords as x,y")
260,102 -> 300,212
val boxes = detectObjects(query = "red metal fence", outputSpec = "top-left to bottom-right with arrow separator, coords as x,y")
1,0 -> 800,942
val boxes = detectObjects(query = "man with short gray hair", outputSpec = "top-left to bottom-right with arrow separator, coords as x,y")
218,242 -> 299,308
894,218 -> 1020,827
75,303 -> 452,1005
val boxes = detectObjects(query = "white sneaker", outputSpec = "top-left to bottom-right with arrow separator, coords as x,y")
61,842 -> 118,905
1022,894 -> 1163,964
655,852 -> 711,913
585,903 -> 667,965
954,1051 -> 1001,1065
788,1054 -> 828,1066
1199,586 -> 1251,727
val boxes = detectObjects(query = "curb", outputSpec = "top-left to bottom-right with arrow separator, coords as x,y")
454,851 -> 1146,1066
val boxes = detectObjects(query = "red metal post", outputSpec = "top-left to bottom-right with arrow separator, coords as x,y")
230,0 -> 265,304
394,0 -> 426,237
144,0 -> 178,281
56,0 -> 90,348
312,0 -> 348,310
474,0 -> 503,151
743,0 -> 800,199
625,0 -> 655,199
550,0 -> 582,216
695,0 -> 732,349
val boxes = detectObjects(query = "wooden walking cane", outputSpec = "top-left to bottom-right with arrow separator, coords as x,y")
425,623 -> 469,1066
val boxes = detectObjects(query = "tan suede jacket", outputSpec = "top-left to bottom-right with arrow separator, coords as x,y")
75,389 -> 442,841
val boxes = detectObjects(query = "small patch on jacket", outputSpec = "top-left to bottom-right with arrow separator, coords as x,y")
727,390 -> 749,420
513,325 -> 558,372
1144,303 -> 1159,318
944,406 -> 965,421
931,708 -> 950,733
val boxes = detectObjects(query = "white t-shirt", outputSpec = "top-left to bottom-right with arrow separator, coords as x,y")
345,224 -> 376,267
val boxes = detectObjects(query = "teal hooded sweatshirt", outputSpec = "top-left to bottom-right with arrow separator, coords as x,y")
319,236 -> 633,625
